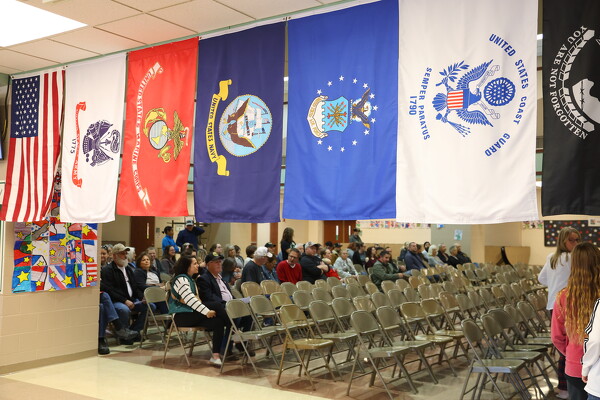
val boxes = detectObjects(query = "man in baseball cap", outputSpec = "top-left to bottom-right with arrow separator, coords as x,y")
241,246 -> 272,284
299,242 -> 328,284
176,218 -> 205,251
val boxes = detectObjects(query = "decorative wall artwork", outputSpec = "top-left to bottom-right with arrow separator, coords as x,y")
12,175 -> 98,293
358,220 -> 432,229
544,220 -> 600,247
522,220 -> 544,229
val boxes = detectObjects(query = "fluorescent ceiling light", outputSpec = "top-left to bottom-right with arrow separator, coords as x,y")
0,0 -> 86,47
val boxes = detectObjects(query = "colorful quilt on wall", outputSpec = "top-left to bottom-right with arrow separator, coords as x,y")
544,220 -> 600,247
12,175 -> 98,293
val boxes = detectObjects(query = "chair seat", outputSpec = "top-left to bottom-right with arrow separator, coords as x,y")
233,329 -> 277,341
500,351 -> 543,362
434,329 -> 464,338
525,338 -> 553,346
415,334 -> 453,344
473,358 -> 526,373
512,344 -> 548,352
369,345 -> 412,358
321,332 -> 358,341
392,340 -> 432,349
292,338 -> 334,350
178,326 -> 205,332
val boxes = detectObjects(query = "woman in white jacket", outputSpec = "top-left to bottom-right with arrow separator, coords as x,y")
583,298 -> 600,400
538,226 -> 581,399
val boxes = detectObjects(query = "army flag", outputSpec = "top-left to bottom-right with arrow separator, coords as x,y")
396,0 -> 538,224
194,23 -> 284,222
542,0 -> 600,215
1,68 -> 63,222
283,0 -> 398,220
61,54 -> 126,223
117,38 -> 198,216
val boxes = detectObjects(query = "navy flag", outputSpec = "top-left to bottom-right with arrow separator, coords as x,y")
194,23 -> 284,222
542,0 -> 600,215
283,0 -> 398,220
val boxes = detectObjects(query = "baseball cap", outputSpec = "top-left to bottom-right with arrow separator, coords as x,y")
111,243 -> 130,254
254,246 -> 273,258
304,241 -> 317,249
185,219 -> 194,226
334,242 -> 342,248
205,252 -> 224,263
264,242 -> 276,248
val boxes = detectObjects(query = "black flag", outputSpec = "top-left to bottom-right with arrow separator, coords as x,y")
542,0 -> 600,215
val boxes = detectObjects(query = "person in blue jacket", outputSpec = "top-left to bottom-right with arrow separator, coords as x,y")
176,219 -> 205,251
162,226 -> 179,254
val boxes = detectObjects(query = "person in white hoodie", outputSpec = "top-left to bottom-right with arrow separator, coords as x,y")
539,226 -> 581,399
583,297 -> 600,400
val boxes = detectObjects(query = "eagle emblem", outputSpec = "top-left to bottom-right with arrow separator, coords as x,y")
432,60 -> 516,137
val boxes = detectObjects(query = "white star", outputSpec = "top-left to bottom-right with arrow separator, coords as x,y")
317,89 -> 322,95
327,145 -> 332,151
327,81 -> 332,86
317,139 -> 323,145
364,129 -> 370,135
340,147 -> 345,152
363,83 -> 368,88
352,140 -> 357,146
369,93 -> 375,99
339,75 -> 344,81
371,118 -> 376,123
373,105 -> 379,111
353,78 -> 357,84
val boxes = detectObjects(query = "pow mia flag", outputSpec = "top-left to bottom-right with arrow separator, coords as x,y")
542,0 -> 600,215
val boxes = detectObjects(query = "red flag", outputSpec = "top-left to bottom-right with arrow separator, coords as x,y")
1,69 -> 63,222
117,38 -> 198,216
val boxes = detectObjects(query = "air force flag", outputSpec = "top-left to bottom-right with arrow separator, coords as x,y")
396,0 -> 539,224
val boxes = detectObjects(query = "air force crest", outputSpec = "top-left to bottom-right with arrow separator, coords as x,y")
306,76 -> 377,153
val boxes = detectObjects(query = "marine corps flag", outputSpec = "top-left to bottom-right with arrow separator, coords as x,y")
117,38 -> 198,216
194,23 -> 284,222
542,0 -> 600,215
283,0 -> 398,220
396,0 -> 538,223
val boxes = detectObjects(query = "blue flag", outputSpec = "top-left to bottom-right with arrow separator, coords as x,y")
283,0 -> 398,220
194,23 -> 285,222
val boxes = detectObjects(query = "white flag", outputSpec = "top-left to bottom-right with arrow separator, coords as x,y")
61,54 -> 126,223
396,0 -> 539,224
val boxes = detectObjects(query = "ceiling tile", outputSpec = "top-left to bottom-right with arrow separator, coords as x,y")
150,0 -> 252,33
0,50 -> 57,72
97,14 -> 196,44
216,0 -> 322,19
114,0 -> 192,12
9,40 -> 99,64
0,65 -> 23,75
18,0 -> 141,26
53,27 -> 144,55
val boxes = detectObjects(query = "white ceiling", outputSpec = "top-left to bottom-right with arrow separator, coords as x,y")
0,0 -> 343,74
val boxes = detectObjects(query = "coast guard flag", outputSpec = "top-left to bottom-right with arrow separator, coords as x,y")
194,23 -> 284,222
396,0 -> 538,223
61,54 -> 126,222
284,0 -> 398,220
1,68 -> 63,222
542,0 -> 600,215
117,38 -> 198,216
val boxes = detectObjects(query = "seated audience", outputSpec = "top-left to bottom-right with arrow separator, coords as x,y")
169,256 -> 226,366
404,242 -> 427,275
455,243 -> 472,264
233,245 -> 244,269
100,244 -> 147,341
437,243 -> 450,264
133,251 -> 167,314
241,246 -> 271,284
421,241 -> 431,258
300,241 -> 328,283
351,243 -> 366,267
261,255 -> 280,282
426,245 -> 444,266
209,243 -> 223,255
161,245 -> 177,275
100,245 -> 110,268
276,248 -> 303,284
371,250 -> 404,289
176,220 -> 205,250
364,246 -> 378,270
98,292 -> 138,354
398,242 -> 409,261
244,245 -> 257,266
333,249 -> 357,279
146,247 -> 162,273
447,245 -> 461,267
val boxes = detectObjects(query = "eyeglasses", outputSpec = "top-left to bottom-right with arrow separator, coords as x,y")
289,255 -> 298,259
568,238 -> 581,243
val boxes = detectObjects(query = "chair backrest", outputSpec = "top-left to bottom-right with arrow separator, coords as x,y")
381,280 -> 396,294
400,301 -> 425,319
234,278 -> 243,293
296,280 -> 314,291
241,281 -> 263,297
403,287 -> 421,302
409,275 -> 421,289
350,310 -> 381,335
292,290 -> 313,309
467,290 -> 485,309
456,293 -> 475,314
365,281 -> 380,295
510,282 -> 525,300
439,291 -> 459,310
331,297 -> 356,325
280,281 -> 298,296
501,283 -> 516,302
270,291 -> 293,308
353,295 -> 376,313
417,284 -> 432,299
482,312 -> 505,338
160,272 -> 172,283
332,285 -> 351,299
279,304 -> 309,329
479,287 -> 497,308
442,281 -> 458,294
345,275 -> 359,286
250,294 -> 275,316
461,318 -> 487,359
315,279 -> 330,291
395,279 -> 410,291
230,287 -> 244,299
489,308 -> 516,329
261,279 -> 281,295
326,276 -> 342,288
354,264 -> 365,274
387,288 -> 408,309
144,286 -> 168,303
347,283 -> 366,298
421,298 -> 444,317
312,287 -> 333,303
376,305 -> 403,330
410,269 -> 421,277
517,300 -> 536,321
357,274 -> 370,287
429,284 -> 443,298
308,299 -> 337,324
371,291 -> 391,308
225,299 -> 253,319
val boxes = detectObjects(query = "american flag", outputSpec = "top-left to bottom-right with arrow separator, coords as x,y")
447,90 -> 465,109
1,69 -> 63,222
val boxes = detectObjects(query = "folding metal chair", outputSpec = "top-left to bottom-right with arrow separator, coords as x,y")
241,281 -> 263,297
141,286 -> 170,347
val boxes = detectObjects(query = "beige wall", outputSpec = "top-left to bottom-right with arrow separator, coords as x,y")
362,225 -> 432,247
